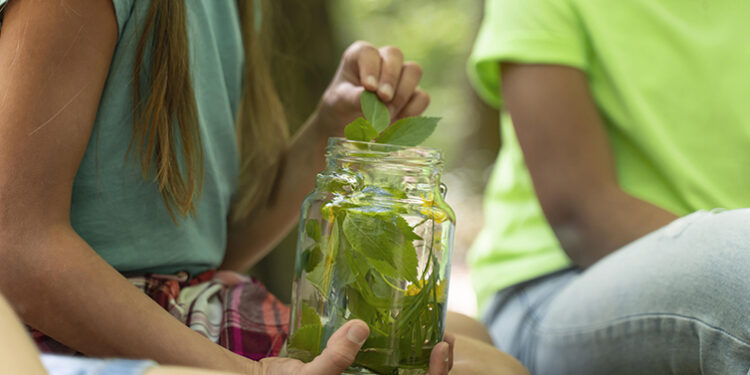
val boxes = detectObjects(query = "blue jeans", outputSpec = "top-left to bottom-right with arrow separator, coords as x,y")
484,209 -> 750,374
41,354 -> 156,375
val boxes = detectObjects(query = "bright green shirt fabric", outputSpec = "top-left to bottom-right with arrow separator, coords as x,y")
71,1 -> 242,275
468,0 -> 750,311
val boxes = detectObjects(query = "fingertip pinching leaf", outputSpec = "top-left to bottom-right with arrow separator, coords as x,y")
360,91 -> 391,132
345,90 -> 440,147
376,117 -> 439,146
344,117 -> 379,142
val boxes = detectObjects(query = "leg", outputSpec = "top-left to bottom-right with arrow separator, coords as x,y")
484,268 -> 580,361
530,209 -> 750,374
446,311 -> 493,345
446,311 -> 530,374
450,334 -> 530,375
0,293 -> 47,375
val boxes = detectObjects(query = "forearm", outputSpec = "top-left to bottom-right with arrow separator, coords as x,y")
223,110 -> 329,271
501,64 -> 679,268
0,225 -> 250,373
553,185 -> 678,267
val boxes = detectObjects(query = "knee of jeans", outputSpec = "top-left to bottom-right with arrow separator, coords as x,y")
538,212 -> 750,342
666,250 -> 750,339
637,210 -> 750,342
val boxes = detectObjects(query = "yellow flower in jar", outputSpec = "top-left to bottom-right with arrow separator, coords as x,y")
404,279 -> 447,303
420,195 -> 448,224
405,280 -> 425,297
320,202 -> 336,222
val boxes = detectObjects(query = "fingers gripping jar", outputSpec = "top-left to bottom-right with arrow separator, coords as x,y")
287,138 -> 455,375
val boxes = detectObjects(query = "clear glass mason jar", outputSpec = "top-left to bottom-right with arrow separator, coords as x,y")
286,138 -> 456,375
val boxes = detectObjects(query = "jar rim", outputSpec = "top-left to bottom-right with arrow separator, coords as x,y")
326,137 -> 443,167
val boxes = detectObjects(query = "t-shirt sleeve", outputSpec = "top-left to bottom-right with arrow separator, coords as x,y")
0,0 -> 8,25
467,0 -> 590,107
111,0 -> 136,38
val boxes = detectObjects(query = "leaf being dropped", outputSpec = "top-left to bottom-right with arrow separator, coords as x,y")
345,117 -> 379,142
305,220 -> 321,242
342,212 -> 419,283
360,91 -> 391,132
376,116 -> 439,146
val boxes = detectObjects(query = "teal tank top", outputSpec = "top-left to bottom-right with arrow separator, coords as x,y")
70,1 -> 242,275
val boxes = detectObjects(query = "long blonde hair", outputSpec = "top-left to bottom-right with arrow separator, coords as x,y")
132,0 -> 288,222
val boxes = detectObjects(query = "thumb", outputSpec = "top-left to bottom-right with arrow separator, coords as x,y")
302,320 -> 370,375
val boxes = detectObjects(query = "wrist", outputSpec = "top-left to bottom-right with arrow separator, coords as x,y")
309,102 -> 342,138
302,106 -> 339,152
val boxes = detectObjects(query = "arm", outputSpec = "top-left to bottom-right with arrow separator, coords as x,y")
501,63 -> 677,267
223,42 -> 429,271
0,1 -> 258,372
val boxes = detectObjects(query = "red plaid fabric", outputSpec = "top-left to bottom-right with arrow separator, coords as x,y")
32,270 -> 290,360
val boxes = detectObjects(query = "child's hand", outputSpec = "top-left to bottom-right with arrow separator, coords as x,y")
315,41 -> 429,135
257,320 -> 452,375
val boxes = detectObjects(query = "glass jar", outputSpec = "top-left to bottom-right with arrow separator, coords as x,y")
287,138 -> 455,375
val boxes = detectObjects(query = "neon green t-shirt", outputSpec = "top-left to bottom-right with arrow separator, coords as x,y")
467,0 -> 750,311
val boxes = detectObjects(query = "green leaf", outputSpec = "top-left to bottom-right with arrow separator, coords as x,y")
360,91 -> 391,132
343,243 -> 391,308
300,302 -> 321,327
342,213 -> 419,283
332,246 -> 356,289
345,117 -> 379,142
306,220 -> 340,296
356,331 -> 400,374
376,116 -> 440,146
289,305 -> 322,361
367,258 -> 399,280
304,246 -> 323,273
346,287 -> 377,322
305,220 -> 321,242
289,324 -> 322,358
368,270 -> 395,300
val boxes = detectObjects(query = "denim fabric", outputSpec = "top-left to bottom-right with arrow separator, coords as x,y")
41,354 -> 156,375
485,209 -> 750,374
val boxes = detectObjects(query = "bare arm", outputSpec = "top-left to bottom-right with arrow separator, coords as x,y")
223,43 -> 429,272
0,1 -> 254,371
502,63 -> 677,267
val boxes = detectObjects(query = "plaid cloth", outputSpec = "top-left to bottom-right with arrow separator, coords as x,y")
32,270 -> 290,360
